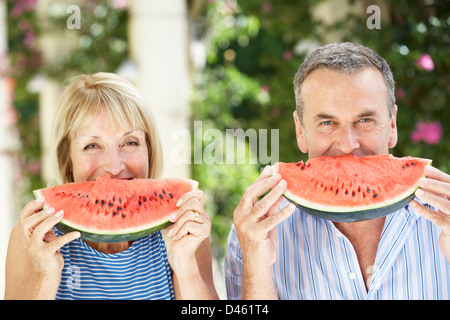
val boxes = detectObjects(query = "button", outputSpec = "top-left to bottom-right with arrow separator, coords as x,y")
349,272 -> 356,279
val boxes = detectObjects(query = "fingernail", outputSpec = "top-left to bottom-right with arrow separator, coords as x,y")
419,177 -> 428,185
279,179 -> 287,187
46,207 -> 55,215
169,213 -> 177,222
37,197 -> 45,203
55,210 -> 64,218
73,232 -> 81,238
176,198 -> 183,207
262,165 -> 271,175
416,189 -> 424,196
167,229 -> 173,237
288,203 -> 296,211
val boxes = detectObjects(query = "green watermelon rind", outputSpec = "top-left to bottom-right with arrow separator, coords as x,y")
32,179 -> 198,243
274,159 -> 431,223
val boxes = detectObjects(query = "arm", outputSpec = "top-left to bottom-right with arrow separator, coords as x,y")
162,190 -> 219,300
232,166 -> 295,300
4,199 -> 80,300
410,165 -> 450,262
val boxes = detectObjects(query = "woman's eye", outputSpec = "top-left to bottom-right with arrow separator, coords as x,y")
123,140 -> 139,147
83,143 -> 97,150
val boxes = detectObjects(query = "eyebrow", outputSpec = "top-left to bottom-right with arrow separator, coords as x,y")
80,129 -> 139,140
314,110 -> 378,121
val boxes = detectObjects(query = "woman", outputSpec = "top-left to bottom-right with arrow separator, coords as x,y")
5,72 -> 218,300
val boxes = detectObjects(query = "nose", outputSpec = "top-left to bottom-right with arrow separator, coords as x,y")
335,125 -> 360,154
104,147 -> 126,177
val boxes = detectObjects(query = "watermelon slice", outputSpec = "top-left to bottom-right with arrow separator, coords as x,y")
273,154 -> 431,222
33,175 -> 198,242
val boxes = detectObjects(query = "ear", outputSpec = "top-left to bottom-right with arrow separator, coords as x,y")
388,105 -> 398,149
293,110 -> 309,154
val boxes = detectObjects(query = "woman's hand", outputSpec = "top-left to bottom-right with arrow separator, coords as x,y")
162,190 -> 211,259
18,198 -> 80,279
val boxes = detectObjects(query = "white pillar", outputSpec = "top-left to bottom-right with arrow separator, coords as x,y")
129,0 -> 191,179
0,0 -> 16,300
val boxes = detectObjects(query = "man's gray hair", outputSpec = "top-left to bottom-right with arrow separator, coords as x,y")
293,42 -> 396,123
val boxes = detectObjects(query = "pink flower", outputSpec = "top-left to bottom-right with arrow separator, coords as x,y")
283,50 -> 293,60
410,121 -> 443,145
261,85 -> 270,93
11,0 -> 38,18
113,0 -> 128,10
395,87 -> 405,99
415,54 -> 434,71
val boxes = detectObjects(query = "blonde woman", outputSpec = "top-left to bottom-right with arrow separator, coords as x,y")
5,72 -> 218,300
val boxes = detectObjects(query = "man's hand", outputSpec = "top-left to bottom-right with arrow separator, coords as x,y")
233,165 -> 296,299
410,165 -> 450,262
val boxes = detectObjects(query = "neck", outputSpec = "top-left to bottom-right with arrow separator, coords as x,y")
84,240 -> 133,254
333,217 -> 385,241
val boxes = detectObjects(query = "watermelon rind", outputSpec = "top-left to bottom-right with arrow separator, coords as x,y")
273,159 -> 431,223
33,179 -> 198,243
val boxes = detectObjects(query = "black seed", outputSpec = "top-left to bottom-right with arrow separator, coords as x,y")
112,197 -> 115,202
143,197 -> 147,202
345,190 -> 349,195
335,189 -> 339,195
411,162 -> 416,166
108,202 -> 113,207
117,206 -> 122,210
95,199 -> 99,204
112,212 -> 117,216
296,163 -> 301,166
119,198 -> 122,204
358,187 -> 361,192
169,193 -> 173,199
301,166 -> 305,170
122,214 -> 126,218
373,194 -> 378,198
406,163 -> 409,167
367,188 -> 370,193
101,200 -> 106,205
162,190 -> 166,194
159,194 -> 163,199
139,201 -> 142,206
351,192 -> 356,197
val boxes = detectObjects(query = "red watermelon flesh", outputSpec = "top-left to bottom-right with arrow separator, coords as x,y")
34,175 -> 198,242
273,154 -> 431,222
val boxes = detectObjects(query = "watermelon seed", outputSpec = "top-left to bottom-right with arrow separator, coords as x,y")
108,202 -> 113,207
117,206 -> 122,210
159,194 -> 163,199
143,197 -> 147,202
358,187 -> 361,192
112,211 -> 117,216
373,194 -> 378,198
162,190 -> 166,194
95,199 -> 99,204
101,200 -> 106,205
411,162 -> 416,166
139,201 -> 142,206
351,191 -> 356,197
335,189 -> 339,195
301,166 -> 305,170
367,188 -> 370,193
122,214 -> 126,218
169,194 -> 173,199
345,190 -> 349,195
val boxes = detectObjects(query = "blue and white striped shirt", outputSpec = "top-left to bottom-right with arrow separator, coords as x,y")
55,229 -> 174,300
225,198 -> 450,300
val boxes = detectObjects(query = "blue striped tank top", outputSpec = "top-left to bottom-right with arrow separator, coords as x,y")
55,228 -> 175,300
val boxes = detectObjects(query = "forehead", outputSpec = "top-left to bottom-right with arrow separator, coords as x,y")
300,68 -> 388,117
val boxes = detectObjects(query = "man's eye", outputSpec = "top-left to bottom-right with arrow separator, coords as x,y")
320,121 -> 333,126
360,118 -> 372,123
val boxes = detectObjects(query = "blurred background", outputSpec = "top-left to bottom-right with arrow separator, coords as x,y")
0,0 -> 448,299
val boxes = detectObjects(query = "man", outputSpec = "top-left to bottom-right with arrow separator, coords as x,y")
225,42 -> 450,300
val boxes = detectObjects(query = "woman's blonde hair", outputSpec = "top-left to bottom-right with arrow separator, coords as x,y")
52,72 -> 163,183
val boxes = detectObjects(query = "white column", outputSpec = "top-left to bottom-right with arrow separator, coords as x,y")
129,0 -> 191,179
0,0 -> 16,300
